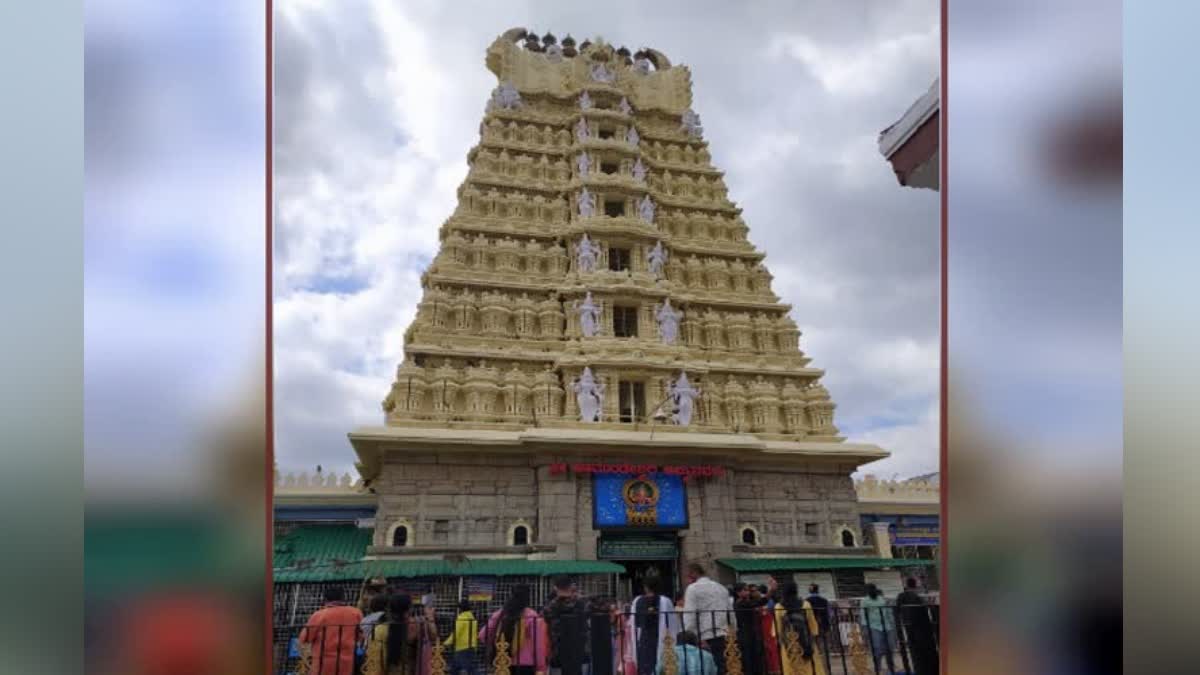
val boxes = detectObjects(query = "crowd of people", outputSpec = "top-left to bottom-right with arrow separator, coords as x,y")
295,561 -> 938,675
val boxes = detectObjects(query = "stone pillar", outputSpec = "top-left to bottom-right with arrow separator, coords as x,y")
871,522 -> 894,559
575,474 -> 598,560
602,373 -> 619,421
537,464 -> 579,559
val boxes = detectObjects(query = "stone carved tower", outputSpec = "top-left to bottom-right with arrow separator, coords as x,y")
382,29 -> 842,442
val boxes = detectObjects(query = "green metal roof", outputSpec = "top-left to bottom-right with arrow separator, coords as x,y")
276,558 -> 626,583
272,525 -> 624,582
274,524 -> 373,570
716,557 -> 934,573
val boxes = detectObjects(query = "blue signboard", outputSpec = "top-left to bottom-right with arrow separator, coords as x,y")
860,514 -> 940,546
593,473 -> 688,529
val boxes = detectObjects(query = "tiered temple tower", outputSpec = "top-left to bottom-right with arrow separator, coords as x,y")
350,29 -> 889,588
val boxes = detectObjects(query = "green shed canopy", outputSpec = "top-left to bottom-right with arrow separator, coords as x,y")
273,524 -> 624,582
716,557 -> 933,573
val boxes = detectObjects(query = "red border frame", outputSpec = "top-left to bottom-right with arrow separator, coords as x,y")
265,0 -> 275,669
938,0 -> 948,670
261,2 -> 952,668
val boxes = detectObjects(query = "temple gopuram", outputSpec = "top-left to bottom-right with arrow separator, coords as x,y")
273,29 -> 936,632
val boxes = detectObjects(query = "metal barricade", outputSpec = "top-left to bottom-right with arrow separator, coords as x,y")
275,601 -> 940,675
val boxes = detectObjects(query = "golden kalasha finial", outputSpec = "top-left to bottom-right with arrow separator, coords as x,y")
847,623 -> 874,675
296,642 -> 312,675
723,624 -> 745,675
660,633 -> 678,675
492,633 -> 513,675
361,639 -> 383,675
429,641 -> 447,675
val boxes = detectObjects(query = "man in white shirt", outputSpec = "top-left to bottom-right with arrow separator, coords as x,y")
682,561 -> 735,675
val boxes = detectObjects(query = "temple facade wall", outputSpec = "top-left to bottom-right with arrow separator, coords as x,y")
371,452 -> 865,562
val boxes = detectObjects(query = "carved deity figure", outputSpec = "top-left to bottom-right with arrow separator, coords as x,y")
655,298 -> 683,345
576,153 -> 591,179
637,195 -> 656,224
590,62 -> 615,83
577,188 -> 596,219
573,367 -> 605,422
575,117 -> 591,143
514,293 -> 537,336
575,233 -> 600,273
575,291 -> 602,337
579,91 -> 593,110
647,241 -> 668,279
618,97 -> 633,115
488,81 -> 522,111
626,126 -> 640,146
633,57 -> 652,75
723,377 -> 747,429
631,158 -> 647,183
669,372 -> 701,426
538,292 -> 564,337
680,108 -> 703,137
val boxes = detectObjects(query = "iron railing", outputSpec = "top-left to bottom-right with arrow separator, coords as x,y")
276,603 -> 939,675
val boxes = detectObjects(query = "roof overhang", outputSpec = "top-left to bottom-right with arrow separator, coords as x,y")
349,425 -> 888,481
879,78 -> 940,190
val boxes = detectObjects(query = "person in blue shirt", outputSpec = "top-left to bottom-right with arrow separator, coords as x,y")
657,631 -> 717,675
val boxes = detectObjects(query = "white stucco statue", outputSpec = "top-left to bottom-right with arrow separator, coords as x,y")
575,117 -> 591,142
637,195 -> 656,223
590,62 -> 615,83
577,188 -> 596,219
626,126 -> 640,146
488,81 -> 522,111
655,298 -> 683,345
633,58 -> 652,75
680,108 -> 703,138
576,153 -> 591,179
579,91 -> 593,110
546,44 -> 564,62
575,233 -> 600,272
575,291 -> 602,337
574,366 -> 605,422
670,371 -> 701,426
631,158 -> 647,183
647,241 -> 668,278
618,97 -> 633,115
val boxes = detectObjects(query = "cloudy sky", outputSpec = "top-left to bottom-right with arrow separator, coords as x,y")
273,0 -> 941,479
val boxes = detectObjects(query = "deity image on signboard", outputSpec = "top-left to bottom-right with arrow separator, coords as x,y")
593,473 -> 687,529
623,476 -> 661,525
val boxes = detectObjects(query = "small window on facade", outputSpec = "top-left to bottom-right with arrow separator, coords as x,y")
598,127 -> 615,140
512,525 -> 529,546
805,523 -> 819,539
613,305 -> 639,338
618,380 -> 646,423
604,200 -> 625,217
741,528 -> 758,546
600,162 -> 619,175
608,247 -> 631,271
841,529 -> 856,547
392,525 -> 409,547
434,520 -> 450,544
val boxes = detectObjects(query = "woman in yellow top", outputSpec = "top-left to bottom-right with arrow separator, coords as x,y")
364,595 -> 438,675
443,600 -> 479,675
773,581 -> 827,675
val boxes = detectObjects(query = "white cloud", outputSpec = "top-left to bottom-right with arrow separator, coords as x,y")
853,399 -> 940,479
273,2 -> 942,478
766,25 -> 938,98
